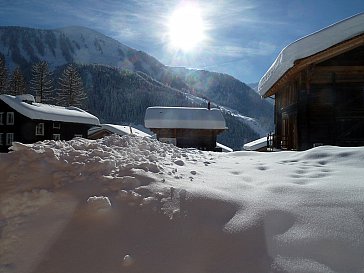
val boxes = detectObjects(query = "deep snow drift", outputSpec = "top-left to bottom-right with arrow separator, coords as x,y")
1,135 -> 364,273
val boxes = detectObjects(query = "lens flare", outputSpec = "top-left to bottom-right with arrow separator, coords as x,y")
167,2 -> 206,52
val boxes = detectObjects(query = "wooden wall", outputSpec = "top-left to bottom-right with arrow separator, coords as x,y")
150,128 -> 224,151
273,45 -> 364,150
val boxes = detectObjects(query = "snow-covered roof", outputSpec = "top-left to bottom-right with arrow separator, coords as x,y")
258,12 -> 364,97
144,107 -> 227,130
216,142 -> 233,152
0,94 -> 100,125
243,137 -> 267,151
89,124 -> 151,138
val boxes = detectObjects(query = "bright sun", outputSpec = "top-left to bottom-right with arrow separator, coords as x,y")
167,3 -> 206,52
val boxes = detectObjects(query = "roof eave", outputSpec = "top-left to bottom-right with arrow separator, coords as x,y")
262,33 -> 364,98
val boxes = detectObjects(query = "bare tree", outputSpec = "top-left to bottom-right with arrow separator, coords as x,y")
56,64 -> 87,108
30,61 -> 54,103
9,67 -> 27,96
0,56 -> 8,94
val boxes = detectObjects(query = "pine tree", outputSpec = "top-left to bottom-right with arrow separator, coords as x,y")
30,61 -> 54,103
0,57 -> 8,94
57,64 -> 87,108
9,67 -> 27,96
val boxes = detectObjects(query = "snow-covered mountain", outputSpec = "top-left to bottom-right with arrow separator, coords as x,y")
249,82 -> 274,105
0,26 -> 164,76
0,25 -> 273,149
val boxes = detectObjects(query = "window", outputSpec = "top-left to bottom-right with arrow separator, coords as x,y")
53,122 -> 61,129
6,133 -> 14,146
0,133 -> 3,145
35,123 -> 45,136
6,112 -> 14,125
0,112 -> 3,125
53,134 -> 61,141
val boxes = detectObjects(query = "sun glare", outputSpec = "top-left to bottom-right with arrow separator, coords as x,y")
167,3 -> 206,52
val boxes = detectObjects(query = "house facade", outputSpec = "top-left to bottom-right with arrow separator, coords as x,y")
259,13 -> 364,150
144,106 -> 227,151
0,94 -> 100,152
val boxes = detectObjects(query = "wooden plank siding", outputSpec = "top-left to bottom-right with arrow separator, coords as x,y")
151,128 -> 225,151
273,43 -> 364,150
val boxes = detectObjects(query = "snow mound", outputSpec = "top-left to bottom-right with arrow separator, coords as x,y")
87,196 -> 112,211
1,136 -> 364,273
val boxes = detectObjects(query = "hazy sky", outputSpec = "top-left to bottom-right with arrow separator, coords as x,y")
0,0 -> 363,83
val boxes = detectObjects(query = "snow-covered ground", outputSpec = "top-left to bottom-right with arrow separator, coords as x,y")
1,135 -> 364,273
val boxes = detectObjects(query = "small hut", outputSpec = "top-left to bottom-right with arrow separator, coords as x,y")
144,106 -> 227,151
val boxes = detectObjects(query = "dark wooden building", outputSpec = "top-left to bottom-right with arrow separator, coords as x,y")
144,106 -> 227,151
0,94 -> 100,152
259,13 -> 364,150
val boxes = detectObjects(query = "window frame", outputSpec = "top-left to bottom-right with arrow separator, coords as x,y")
53,134 -> 61,141
53,122 -> 61,129
35,123 -> 45,136
6,112 -> 14,125
6,133 -> 14,146
0,112 -> 3,125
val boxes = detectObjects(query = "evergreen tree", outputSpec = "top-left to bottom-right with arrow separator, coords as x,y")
30,61 -> 54,103
9,67 -> 27,96
57,64 -> 87,108
0,57 -> 8,94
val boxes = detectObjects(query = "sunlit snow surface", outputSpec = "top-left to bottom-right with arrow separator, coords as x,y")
1,135 -> 364,273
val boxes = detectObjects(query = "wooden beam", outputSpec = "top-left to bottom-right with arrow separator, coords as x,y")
314,66 -> 364,73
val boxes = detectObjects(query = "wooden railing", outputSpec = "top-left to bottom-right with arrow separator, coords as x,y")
267,133 -> 289,150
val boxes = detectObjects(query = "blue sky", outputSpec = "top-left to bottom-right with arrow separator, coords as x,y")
0,0 -> 363,83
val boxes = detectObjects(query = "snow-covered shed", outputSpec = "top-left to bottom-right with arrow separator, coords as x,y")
243,137 -> 268,152
144,106 -> 227,151
258,13 -> 364,150
0,94 -> 100,152
88,124 -> 151,139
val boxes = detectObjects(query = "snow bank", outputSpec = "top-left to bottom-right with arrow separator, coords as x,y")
1,135 -> 364,273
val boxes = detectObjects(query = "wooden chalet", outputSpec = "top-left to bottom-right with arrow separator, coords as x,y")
0,94 -> 100,152
259,13 -> 364,150
144,106 -> 227,151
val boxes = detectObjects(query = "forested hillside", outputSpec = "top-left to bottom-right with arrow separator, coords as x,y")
76,64 -> 260,150
0,25 -> 271,150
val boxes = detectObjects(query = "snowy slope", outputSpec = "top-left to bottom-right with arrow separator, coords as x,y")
0,26 -> 152,72
183,91 -> 268,137
258,12 -> 364,97
1,135 -> 364,273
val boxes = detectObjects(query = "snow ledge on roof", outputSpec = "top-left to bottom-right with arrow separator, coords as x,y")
243,137 -> 267,151
144,107 -> 227,130
258,12 -> 364,97
0,94 -> 100,125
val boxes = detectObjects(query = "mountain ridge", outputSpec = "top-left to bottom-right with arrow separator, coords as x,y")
0,25 -> 273,149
